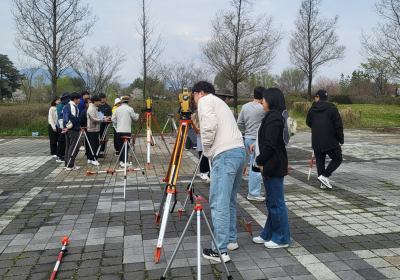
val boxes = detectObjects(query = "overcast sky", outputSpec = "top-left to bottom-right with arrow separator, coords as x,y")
0,0 -> 381,84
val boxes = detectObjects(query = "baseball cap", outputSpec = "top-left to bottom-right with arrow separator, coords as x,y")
312,89 -> 328,100
121,96 -> 130,102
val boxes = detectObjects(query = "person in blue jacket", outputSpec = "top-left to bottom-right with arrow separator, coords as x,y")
62,92 -> 82,170
55,92 -> 70,162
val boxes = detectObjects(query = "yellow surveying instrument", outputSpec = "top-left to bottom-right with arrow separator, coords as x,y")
133,98 -> 171,169
155,88 -> 198,263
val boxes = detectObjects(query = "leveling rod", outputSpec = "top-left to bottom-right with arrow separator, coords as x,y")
86,168 -> 143,176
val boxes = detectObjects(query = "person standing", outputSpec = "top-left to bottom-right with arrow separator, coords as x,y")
251,87 -> 291,249
98,93 -> 112,158
78,91 -> 90,150
237,86 -> 266,202
48,96 -> 60,157
193,81 -> 246,263
112,98 -> 122,155
56,92 -> 70,163
80,98 -> 91,161
306,89 -> 344,189
111,96 -> 139,167
87,95 -> 111,166
62,92 -> 81,170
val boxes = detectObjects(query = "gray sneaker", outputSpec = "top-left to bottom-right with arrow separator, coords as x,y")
247,194 -> 265,202
318,175 -> 332,189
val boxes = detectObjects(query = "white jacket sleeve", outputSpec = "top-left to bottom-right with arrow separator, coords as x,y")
48,107 -> 57,130
130,108 -> 139,121
198,97 -> 217,156
111,111 -> 118,128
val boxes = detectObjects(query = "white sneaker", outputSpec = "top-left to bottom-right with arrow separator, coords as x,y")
200,173 -> 209,180
253,236 -> 267,244
66,165 -> 80,171
87,159 -> 92,164
79,146 -> 85,151
56,158 -> 64,163
318,175 -> 332,189
264,240 -> 289,249
52,155 -> 57,158
120,161 -> 124,167
247,194 -> 265,202
202,248 -> 230,263
91,160 -> 100,166
227,243 -> 239,250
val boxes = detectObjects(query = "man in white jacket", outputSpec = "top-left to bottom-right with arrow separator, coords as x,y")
111,96 -> 139,167
193,81 -> 246,263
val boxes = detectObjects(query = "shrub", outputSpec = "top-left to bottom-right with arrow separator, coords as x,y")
328,94 -> 352,104
338,107 -> 361,124
292,102 -> 312,115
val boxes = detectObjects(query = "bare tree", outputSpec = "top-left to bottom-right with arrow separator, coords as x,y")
274,67 -> 307,94
135,0 -> 164,103
12,0 -> 97,98
71,45 -> 127,94
200,0 -> 283,117
289,0 -> 346,101
360,0 -> 400,80
18,57 -> 40,104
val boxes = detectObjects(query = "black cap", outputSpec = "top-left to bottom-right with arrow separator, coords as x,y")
99,93 -> 106,98
216,88 -> 233,97
312,89 -> 328,100
61,92 -> 70,98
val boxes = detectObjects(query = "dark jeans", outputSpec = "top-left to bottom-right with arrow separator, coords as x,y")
113,127 -> 118,152
65,130 -> 80,168
314,147 -> 343,177
48,125 -> 58,155
118,132 -> 131,163
56,129 -> 66,159
86,131 -> 99,161
198,151 -> 210,174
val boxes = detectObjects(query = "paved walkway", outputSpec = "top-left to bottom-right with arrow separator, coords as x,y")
0,129 -> 399,280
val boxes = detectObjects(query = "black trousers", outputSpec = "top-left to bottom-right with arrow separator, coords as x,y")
86,131 -> 99,161
113,127 -> 119,152
314,147 -> 343,177
198,151 -> 210,174
118,132 -> 131,163
48,125 -> 58,155
99,123 -> 108,154
56,129 -> 66,159
65,130 -> 80,168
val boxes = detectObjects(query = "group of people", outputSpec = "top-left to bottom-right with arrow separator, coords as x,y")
48,92 -> 139,170
47,82 -> 344,264
190,81 -> 344,263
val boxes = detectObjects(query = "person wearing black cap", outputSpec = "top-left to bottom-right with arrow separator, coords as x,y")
98,93 -> 112,157
306,89 -> 344,189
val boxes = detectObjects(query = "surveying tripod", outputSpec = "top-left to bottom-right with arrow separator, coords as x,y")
161,114 -> 178,138
96,122 -> 111,158
155,88 -> 199,262
133,98 -> 171,170
160,195 -> 233,280
65,127 -> 99,170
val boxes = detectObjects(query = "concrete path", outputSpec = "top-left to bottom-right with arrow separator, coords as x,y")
0,129 -> 399,280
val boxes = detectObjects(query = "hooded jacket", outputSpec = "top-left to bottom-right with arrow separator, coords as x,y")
306,101 -> 344,152
57,94 -> 70,128
63,101 -> 80,131
255,110 -> 288,178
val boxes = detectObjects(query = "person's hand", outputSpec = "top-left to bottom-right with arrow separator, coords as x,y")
53,128 -> 57,132
250,143 -> 255,154
339,143 -> 343,147
259,166 -> 265,179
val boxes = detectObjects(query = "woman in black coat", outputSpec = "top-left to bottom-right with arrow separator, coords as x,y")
250,88 -> 291,248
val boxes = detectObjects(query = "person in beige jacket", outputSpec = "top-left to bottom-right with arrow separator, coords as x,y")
86,95 -> 111,165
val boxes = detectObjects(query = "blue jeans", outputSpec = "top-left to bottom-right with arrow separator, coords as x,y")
244,138 -> 262,196
260,177 -> 291,245
209,147 -> 246,253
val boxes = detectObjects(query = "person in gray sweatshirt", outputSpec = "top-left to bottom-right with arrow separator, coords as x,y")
237,86 -> 266,201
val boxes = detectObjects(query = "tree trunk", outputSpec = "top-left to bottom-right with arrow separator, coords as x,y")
233,80 -> 238,119
0,71 -> 3,103
142,0 -> 146,105
52,0 -> 57,99
307,74 -> 312,102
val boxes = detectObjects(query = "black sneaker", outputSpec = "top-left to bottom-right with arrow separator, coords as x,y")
202,248 -> 230,263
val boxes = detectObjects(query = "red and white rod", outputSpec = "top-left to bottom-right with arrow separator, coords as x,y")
50,236 -> 69,280
307,151 -> 314,181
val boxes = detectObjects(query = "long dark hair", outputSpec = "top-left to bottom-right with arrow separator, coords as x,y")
51,96 -> 60,107
263,88 -> 286,113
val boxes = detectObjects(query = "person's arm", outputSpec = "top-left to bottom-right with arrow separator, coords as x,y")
111,110 -> 117,128
130,108 -> 139,121
237,107 -> 245,130
255,119 -> 281,167
88,107 -> 104,124
63,105 -> 72,130
332,107 -> 344,144
198,98 -> 217,153
48,108 -> 57,130
306,108 -> 313,128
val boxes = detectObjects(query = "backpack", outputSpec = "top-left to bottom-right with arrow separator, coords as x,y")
272,110 -> 297,145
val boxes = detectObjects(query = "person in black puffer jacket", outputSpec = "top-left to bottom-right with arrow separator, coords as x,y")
306,89 -> 344,189
250,87 -> 291,249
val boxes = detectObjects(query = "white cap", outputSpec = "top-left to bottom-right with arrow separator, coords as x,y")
114,98 -> 121,105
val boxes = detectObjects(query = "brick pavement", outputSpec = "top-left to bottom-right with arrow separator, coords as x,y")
0,129 -> 399,280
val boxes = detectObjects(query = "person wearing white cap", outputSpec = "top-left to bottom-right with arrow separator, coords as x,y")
112,98 -> 122,155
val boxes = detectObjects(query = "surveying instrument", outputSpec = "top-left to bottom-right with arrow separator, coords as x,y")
133,98 -> 171,169
159,195 -> 233,280
65,127 -> 100,170
107,136 -> 151,201
154,88 -> 200,263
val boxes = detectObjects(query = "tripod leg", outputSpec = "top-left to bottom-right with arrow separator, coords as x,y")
160,210 -> 196,279
147,113 -> 151,169
133,115 -> 146,142
127,143 -> 152,191
202,211 -> 232,278
96,124 -> 107,157
181,153 -> 203,211
124,141 -> 127,201
104,141 -> 124,192
84,131 -> 99,170
197,209 -> 201,279
65,130 -> 82,169
161,117 -> 170,135
155,192 -> 172,263
152,114 -> 171,156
